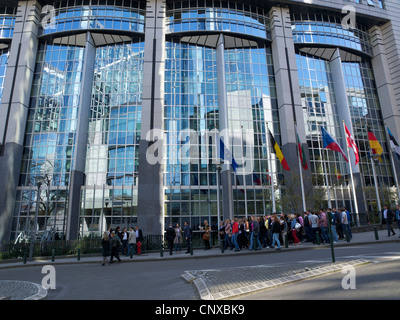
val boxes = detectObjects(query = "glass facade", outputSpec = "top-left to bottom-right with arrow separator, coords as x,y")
81,39 -> 144,234
40,1 -> 146,35
166,0 -> 271,39
3,0 -> 400,241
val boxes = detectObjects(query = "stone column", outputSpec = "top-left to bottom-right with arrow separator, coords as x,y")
269,7 -> 311,211
0,0 -> 40,242
137,0 -> 166,237
216,34 -> 234,221
370,25 -> 400,183
329,48 -> 366,221
66,32 -> 96,240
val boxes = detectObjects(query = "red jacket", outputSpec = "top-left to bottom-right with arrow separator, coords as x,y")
232,221 -> 239,234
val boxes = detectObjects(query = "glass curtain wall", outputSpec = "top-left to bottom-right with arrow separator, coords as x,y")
225,45 -> 278,216
164,40 -> 219,230
13,40 -> 86,240
342,60 -> 394,210
81,39 -> 144,237
296,52 -> 352,209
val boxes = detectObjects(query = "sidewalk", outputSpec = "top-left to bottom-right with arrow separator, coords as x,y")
0,228 -> 398,269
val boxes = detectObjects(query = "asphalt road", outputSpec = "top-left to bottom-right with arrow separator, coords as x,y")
0,242 -> 399,300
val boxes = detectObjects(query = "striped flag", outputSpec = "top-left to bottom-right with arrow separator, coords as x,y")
268,129 -> 290,171
295,125 -> 308,170
321,126 -> 348,162
344,123 -> 359,166
367,126 -> 383,159
387,127 -> 400,159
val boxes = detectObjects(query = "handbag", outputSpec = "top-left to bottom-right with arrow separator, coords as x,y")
295,222 -> 302,230
203,233 -> 210,241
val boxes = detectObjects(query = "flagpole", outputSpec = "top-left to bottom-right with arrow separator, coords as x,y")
295,124 -> 306,212
266,125 -> 276,213
240,125 -> 248,219
384,126 -> 400,202
318,129 -> 332,208
342,120 -> 360,226
367,126 -> 382,218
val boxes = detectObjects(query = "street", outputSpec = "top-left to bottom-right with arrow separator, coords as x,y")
0,241 -> 399,300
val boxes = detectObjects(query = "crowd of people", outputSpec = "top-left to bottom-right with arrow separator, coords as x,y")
213,207 -> 355,252
101,225 -> 143,265
99,204 -> 400,264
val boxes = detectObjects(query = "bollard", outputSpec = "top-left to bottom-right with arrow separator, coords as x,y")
284,234 -> 289,248
51,249 -> 55,262
220,239 -> 224,253
77,248 -> 81,261
23,252 -> 27,264
316,231 -> 321,245
190,241 -> 193,256
160,242 -> 164,257
374,226 -> 379,241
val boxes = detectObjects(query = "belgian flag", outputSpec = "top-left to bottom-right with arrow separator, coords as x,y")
268,129 -> 290,171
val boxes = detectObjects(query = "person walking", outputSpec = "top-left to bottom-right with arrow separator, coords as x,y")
251,216 -> 263,251
174,223 -> 183,253
231,218 -> 240,252
333,207 -> 344,239
183,221 -> 193,254
341,207 -> 352,240
309,211 -> 319,244
326,208 -> 338,243
382,205 -> 396,237
290,214 -> 300,245
396,205 -> 400,238
101,232 -> 111,266
109,231 -> 122,264
319,209 -> 329,243
166,224 -> 176,255
202,220 -> 211,250
128,226 -> 136,256
271,215 -> 281,251
121,227 -> 129,256
224,219 -> 233,250
303,211 -> 313,242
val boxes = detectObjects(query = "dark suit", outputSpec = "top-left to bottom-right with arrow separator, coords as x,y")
184,224 -> 193,253
166,226 -> 176,255
382,208 -> 396,236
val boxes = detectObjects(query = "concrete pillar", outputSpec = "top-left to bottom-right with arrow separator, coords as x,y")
216,34 -> 234,221
370,25 -> 400,183
329,48 -> 367,219
269,7 -> 311,211
66,32 -> 96,240
0,0 -> 40,242
137,0 -> 166,236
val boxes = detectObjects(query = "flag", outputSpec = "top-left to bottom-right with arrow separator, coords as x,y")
344,123 -> 359,166
295,126 -> 308,170
264,169 -> 271,184
220,138 -> 239,173
321,126 -> 348,162
387,127 -> 400,159
335,165 -> 342,180
268,129 -> 290,171
253,173 -> 262,186
367,126 -> 383,158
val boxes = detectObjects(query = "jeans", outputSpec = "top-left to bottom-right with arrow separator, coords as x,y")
330,225 -> 338,242
271,233 -> 281,249
320,227 -> 329,243
342,224 -> 352,239
231,233 -> 240,251
128,243 -> 136,256
224,234 -> 233,250
249,232 -> 262,250
305,226 -> 313,242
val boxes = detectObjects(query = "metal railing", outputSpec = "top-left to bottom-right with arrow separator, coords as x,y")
0,231 -> 219,260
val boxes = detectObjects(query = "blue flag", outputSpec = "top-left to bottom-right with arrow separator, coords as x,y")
220,138 -> 239,173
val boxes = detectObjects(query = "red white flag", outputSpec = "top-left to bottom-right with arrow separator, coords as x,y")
344,123 -> 359,166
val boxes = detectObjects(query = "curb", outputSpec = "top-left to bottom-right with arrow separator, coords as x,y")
182,259 -> 371,300
0,238 -> 398,270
